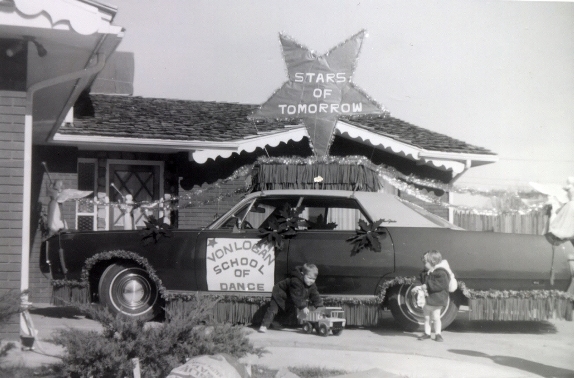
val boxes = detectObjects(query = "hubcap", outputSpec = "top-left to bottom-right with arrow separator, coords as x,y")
110,268 -> 157,315
121,275 -> 146,304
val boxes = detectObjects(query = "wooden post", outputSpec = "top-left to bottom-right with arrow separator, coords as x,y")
131,357 -> 141,378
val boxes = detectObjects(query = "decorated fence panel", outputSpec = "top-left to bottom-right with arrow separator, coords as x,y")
454,210 -> 549,235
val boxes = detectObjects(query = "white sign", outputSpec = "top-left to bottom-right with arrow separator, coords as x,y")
206,238 -> 275,292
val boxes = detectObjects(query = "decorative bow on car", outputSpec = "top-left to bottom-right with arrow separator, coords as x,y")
347,218 -> 394,256
141,216 -> 173,245
256,203 -> 306,251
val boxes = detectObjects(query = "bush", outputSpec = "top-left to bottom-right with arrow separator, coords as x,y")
0,290 -> 22,358
52,294 -> 265,378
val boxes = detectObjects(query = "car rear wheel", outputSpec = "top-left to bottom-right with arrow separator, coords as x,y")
388,284 -> 458,332
302,322 -> 314,334
98,262 -> 162,321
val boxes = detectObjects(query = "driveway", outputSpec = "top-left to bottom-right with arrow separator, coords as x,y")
245,312 -> 574,377
5,305 -> 574,378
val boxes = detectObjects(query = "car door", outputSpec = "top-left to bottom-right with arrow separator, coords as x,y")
286,196 -> 394,295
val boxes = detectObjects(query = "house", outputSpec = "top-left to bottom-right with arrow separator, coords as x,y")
1,0 -> 497,341
50,92 -> 498,225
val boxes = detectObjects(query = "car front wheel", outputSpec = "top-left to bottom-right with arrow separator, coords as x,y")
98,262 -> 162,321
388,284 -> 458,332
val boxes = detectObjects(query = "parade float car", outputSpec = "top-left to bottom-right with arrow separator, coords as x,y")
298,307 -> 346,336
42,189 -> 574,331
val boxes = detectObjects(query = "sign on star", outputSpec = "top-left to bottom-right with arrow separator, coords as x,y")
250,30 -> 388,156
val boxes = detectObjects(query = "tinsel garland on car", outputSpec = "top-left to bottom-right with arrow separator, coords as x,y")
51,250 -> 574,324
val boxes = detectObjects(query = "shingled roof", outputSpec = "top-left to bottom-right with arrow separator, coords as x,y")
59,94 -> 495,156
65,94 -> 296,141
339,115 -> 495,155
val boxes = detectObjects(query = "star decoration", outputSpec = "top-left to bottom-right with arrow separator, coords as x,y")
207,238 -> 217,247
250,30 -> 388,156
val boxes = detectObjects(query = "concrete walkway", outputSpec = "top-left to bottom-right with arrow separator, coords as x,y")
3,304 -> 572,378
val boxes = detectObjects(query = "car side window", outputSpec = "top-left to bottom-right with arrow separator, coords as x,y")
300,197 -> 368,231
238,197 -> 301,230
301,206 -> 366,231
221,195 -> 369,231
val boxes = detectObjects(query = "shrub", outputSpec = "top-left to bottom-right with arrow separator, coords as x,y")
52,294 -> 265,378
0,290 -> 22,358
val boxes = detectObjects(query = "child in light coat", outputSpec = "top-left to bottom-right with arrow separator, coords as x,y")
417,250 -> 451,342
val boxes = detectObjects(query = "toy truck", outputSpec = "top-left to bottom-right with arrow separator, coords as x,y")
297,307 -> 346,336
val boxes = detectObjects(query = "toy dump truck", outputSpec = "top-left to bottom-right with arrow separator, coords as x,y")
297,307 -> 346,336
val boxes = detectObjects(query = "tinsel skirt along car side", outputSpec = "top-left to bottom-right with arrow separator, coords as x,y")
43,190 -> 574,330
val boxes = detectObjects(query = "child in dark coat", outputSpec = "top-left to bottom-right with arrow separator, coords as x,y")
417,250 -> 450,342
258,263 -> 323,333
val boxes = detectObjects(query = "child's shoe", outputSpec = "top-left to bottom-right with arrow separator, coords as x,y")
435,334 -> 444,342
258,326 -> 267,333
417,333 -> 431,340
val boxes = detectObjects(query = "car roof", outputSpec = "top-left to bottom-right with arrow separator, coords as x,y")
243,190 -> 453,228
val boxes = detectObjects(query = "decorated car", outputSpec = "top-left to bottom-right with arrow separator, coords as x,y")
42,189 -> 574,331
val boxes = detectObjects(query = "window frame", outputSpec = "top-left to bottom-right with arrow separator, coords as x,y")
76,158 -> 98,231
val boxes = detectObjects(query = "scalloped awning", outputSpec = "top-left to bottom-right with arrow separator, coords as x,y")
191,120 -> 497,173
190,126 -> 308,164
335,121 -> 498,174
10,0 -> 119,35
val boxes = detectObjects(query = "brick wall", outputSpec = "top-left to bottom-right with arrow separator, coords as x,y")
0,90 -> 25,339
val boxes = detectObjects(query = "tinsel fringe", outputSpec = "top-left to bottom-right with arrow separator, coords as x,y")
52,268 -> 573,325
52,288 -> 573,325
166,298 -> 383,326
51,286 -> 90,306
166,292 -> 573,325
469,297 -> 573,321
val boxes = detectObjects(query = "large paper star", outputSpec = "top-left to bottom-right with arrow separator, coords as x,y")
250,30 -> 388,156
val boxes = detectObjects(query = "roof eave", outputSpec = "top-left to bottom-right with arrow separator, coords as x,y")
335,121 -> 497,174
53,125 -> 309,159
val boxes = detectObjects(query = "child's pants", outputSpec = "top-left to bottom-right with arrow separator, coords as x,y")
423,304 -> 442,335
261,299 -> 296,328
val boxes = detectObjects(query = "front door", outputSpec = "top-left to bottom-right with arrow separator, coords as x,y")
108,161 -> 163,230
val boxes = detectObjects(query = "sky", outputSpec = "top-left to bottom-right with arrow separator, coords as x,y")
110,0 -> 574,191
